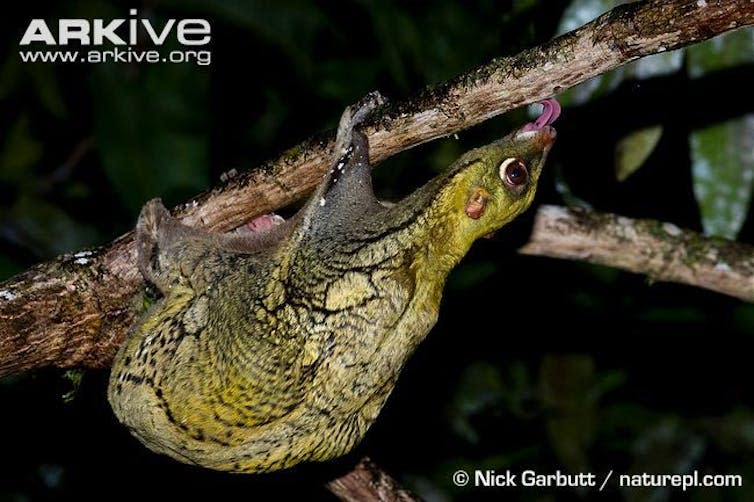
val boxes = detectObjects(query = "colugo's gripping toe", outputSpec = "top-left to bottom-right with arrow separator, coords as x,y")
349,90 -> 388,127
334,90 -> 387,157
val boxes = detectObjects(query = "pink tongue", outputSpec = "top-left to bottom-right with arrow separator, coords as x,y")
521,98 -> 561,132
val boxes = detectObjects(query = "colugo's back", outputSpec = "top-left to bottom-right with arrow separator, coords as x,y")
108,94 -> 559,473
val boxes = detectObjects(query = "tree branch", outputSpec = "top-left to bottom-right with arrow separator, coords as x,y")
1,0 -> 753,376
326,458 -> 419,502
521,205 -> 754,302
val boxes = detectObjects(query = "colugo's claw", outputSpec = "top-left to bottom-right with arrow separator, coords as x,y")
334,90 -> 388,157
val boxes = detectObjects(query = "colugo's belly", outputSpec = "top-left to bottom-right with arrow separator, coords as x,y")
110,374 -> 372,473
107,278 -> 420,473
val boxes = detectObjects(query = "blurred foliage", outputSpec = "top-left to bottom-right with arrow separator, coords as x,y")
1,1 -> 754,501
61,369 -> 84,404
690,116 -> 754,239
560,0 -> 754,239
688,29 -> 754,238
92,54 -> 210,214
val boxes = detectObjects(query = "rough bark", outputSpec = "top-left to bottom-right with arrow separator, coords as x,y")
520,206 -> 754,302
326,458 -> 419,502
2,0 -> 752,378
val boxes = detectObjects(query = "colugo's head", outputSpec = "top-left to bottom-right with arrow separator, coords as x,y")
437,99 -> 559,244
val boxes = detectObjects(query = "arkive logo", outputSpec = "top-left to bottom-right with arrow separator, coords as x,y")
20,9 -> 210,46
18,9 -> 211,66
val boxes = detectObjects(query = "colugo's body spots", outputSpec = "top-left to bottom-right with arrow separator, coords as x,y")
108,93 -> 559,473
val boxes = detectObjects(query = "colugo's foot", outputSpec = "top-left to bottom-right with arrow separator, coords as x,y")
136,198 -> 232,293
334,90 -> 387,157
136,199 -> 175,291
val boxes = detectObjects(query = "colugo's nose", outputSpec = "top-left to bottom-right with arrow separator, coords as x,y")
513,124 -> 557,147
536,125 -> 557,147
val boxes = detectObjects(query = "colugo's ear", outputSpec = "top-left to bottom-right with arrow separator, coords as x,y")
465,187 -> 490,220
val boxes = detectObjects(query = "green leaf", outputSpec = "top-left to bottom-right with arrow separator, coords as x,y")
62,369 -> 84,403
92,56 -> 209,213
614,125 -> 663,182
690,116 -> 754,239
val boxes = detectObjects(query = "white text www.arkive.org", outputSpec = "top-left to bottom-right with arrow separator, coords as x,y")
18,47 -> 211,66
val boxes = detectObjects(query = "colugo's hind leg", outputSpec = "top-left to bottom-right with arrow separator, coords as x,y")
137,199 -> 290,293
223,213 -> 290,253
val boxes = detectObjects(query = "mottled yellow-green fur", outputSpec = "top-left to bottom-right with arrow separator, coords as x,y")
108,103 -> 555,473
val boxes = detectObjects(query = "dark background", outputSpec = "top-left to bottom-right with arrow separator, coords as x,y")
2,1 -> 754,501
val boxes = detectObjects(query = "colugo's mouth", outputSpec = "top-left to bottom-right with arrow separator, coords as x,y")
515,98 -> 560,146
521,98 -> 561,132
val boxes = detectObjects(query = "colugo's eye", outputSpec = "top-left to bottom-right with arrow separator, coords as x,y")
499,158 -> 529,187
